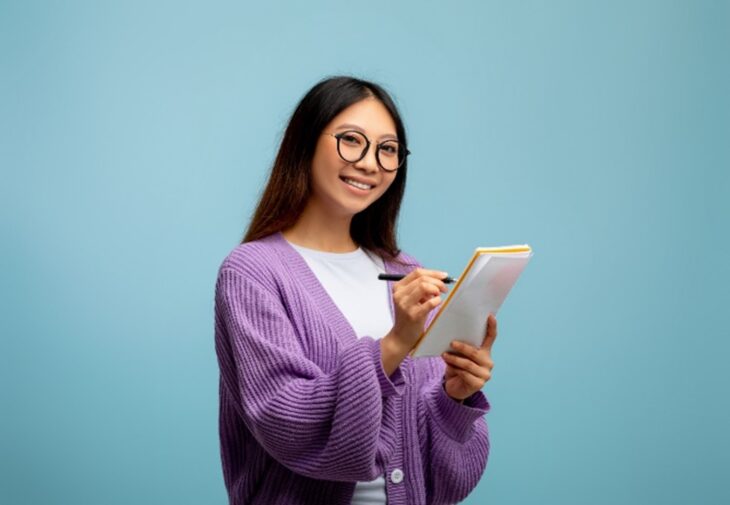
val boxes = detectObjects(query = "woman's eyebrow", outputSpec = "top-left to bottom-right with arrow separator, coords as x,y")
335,123 -> 398,141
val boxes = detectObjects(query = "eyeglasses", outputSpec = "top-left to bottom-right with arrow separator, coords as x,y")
326,130 -> 410,172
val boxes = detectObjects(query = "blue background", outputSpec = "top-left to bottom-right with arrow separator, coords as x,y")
2,1 -> 728,503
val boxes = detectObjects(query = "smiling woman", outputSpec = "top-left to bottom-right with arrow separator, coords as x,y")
242,77 -> 411,257
213,76 -> 494,505
287,97 -> 402,239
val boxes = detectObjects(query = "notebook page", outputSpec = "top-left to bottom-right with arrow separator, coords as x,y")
412,249 -> 532,358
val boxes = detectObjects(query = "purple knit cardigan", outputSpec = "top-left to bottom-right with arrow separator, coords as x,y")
214,231 -> 490,504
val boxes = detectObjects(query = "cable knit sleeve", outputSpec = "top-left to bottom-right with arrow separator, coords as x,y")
411,356 -> 491,504
214,266 -> 405,483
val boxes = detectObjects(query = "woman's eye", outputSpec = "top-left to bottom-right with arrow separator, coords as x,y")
380,143 -> 398,155
341,134 -> 362,145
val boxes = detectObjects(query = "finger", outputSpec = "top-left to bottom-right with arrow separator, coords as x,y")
398,286 -> 442,321
417,293 -> 443,317
404,275 -> 449,298
406,276 -> 441,299
400,268 -> 450,293
419,276 -> 449,294
449,341 -> 487,365
450,341 -> 493,370
393,278 -> 436,311
481,313 -> 498,351
441,352 -> 491,381
398,267 -> 449,287
403,279 -> 443,307
453,367 -> 487,390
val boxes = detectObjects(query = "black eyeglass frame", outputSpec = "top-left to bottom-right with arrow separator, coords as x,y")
326,130 -> 411,172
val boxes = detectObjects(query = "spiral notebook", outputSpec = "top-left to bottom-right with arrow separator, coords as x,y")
410,245 -> 533,358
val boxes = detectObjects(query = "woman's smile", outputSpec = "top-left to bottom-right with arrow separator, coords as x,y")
340,175 -> 376,193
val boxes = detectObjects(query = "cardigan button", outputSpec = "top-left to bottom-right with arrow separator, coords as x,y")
390,468 -> 404,484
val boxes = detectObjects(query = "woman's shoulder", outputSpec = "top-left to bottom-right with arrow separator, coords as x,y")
217,233 -> 286,283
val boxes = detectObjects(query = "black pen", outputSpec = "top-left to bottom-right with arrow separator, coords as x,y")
378,273 -> 458,284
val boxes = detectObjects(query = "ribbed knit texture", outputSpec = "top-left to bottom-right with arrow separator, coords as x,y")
214,231 -> 491,504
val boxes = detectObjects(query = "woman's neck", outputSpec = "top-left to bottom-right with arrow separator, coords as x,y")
281,200 -> 358,253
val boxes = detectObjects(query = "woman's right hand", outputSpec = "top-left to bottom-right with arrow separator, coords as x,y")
386,268 -> 449,356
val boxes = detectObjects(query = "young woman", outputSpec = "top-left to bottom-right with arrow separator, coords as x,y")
214,76 -> 497,505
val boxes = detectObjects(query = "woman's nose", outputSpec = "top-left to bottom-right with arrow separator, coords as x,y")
354,146 -> 379,173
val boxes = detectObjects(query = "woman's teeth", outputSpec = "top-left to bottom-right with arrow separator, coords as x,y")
343,178 -> 373,190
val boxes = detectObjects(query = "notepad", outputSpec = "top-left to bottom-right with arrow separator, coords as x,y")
410,245 -> 533,358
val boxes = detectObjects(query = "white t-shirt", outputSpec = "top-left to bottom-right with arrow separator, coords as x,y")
287,240 -> 391,505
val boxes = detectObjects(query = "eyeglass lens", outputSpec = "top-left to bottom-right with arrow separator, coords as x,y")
337,131 -> 405,171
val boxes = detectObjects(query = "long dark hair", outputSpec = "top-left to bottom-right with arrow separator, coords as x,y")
242,76 -> 409,262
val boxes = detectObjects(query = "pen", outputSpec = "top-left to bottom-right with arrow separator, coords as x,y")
378,273 -> 458,284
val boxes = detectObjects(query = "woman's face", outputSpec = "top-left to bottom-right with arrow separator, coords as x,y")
308,97 -> 400,218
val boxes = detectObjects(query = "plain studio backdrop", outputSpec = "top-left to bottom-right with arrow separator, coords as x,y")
1,1 -> 728,503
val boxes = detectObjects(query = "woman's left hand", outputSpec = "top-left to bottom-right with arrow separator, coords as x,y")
441,314 -> 497,402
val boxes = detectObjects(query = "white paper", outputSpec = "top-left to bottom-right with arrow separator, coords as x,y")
411,248 -> 533,358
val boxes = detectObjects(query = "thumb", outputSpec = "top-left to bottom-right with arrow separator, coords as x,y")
481,313 -> 497,351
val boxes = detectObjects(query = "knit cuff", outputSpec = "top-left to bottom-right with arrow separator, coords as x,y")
425,379 -> 490,443
370,337 -> 406,397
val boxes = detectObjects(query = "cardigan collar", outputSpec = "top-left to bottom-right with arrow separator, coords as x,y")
266,231 -> 406,348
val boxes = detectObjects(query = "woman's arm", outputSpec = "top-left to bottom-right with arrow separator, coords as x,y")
214,267 -> 406,482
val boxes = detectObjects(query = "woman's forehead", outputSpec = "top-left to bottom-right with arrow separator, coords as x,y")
329,98 -> 397,137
